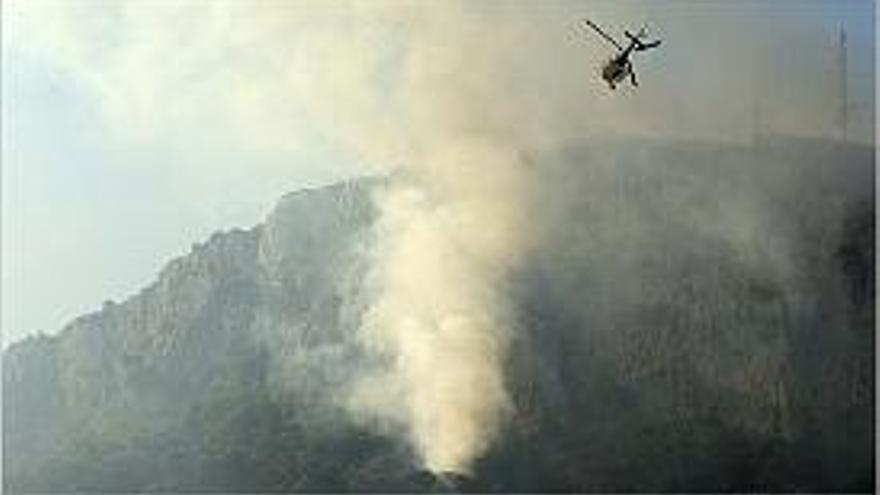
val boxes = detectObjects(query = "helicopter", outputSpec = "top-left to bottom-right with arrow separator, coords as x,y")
577,19 -> 661,90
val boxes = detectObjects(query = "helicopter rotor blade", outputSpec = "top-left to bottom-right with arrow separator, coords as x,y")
580,18 -> 624,51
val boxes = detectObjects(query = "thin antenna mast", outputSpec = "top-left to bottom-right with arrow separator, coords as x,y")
837,25 -> 848,141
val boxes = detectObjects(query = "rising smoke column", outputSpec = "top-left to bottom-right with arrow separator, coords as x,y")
339,6 -> 540,475
355,140 -> 533,474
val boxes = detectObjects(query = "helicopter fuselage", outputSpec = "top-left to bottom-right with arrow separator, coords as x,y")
601,56 -> 632,88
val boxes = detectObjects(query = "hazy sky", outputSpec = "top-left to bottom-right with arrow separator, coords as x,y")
2,0 -> 874,346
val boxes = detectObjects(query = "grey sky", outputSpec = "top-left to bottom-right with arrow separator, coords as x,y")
2,0 -> 874,346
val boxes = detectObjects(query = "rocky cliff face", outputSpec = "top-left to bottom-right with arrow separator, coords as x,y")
3,139 -> 874,492
4,179 -> 405,492
495,138 -> 874,491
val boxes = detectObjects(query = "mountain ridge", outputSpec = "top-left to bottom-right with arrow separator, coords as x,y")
4,138 -> 874,492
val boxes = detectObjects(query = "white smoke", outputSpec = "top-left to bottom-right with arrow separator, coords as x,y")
335,7 -> 542,474
353,178 -> 519,473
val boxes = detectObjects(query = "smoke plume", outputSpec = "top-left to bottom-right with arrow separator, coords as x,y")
338,7 -> 542,474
